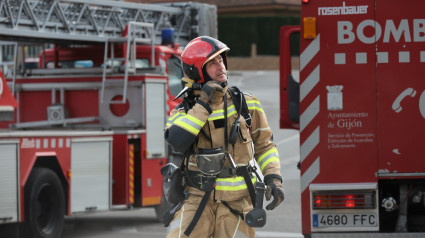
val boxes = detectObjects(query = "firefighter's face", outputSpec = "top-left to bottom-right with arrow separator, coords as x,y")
205,55 -> 227,83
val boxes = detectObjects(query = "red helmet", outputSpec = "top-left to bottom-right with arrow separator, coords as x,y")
181,36 -> 230,84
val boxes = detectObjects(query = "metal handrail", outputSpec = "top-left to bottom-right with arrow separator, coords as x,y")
100,22 -> 154,104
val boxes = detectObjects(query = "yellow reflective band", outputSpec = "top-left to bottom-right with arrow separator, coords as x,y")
246,99 -> 264,113
260,157 -> 279,171
186,114 -> 204,127
166,112 -> 186,127
174,114 -> 205,135
258,148 -> 280,171
258,148 -> 278,163
215,176 -> 257,191
208,105 -> 237,121
209,109 -> 225,120
174,120 -> 199,134
171,112 -> 186,120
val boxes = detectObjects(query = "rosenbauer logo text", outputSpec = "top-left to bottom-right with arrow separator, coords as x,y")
318,2 -> 368,16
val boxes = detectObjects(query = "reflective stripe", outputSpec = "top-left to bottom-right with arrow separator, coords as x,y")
246,99 -> 263,113
166,112 -> 185,127
300,34 -> 320,71
216,176 -> 257,191
208,105 -> 236,121
232,216 -> 244,238
209,109 -> 226,120
300,95 -> 320,132
257,148 -> 279,172
301,157 -> 320,193
251,127 -> 270,134
174,114 -> 205,135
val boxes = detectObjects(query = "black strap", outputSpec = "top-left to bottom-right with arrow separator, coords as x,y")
252,166 -> 263,183
224,95 -> 229,152
225,92 -> 256,207
228,86 -> 251,128
222,201 -> 244,220
237,166 -> 257,207
184,191 -> 211,236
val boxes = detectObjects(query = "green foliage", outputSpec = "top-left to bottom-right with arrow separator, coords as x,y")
218,16 -> 300,57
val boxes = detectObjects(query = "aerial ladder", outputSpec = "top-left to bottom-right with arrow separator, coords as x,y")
0,0 -> 215,43
0,0 -> 217,127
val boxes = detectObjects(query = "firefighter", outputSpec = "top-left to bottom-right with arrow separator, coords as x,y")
164,36 -> 284,238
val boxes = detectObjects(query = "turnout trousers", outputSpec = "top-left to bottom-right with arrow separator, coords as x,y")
166,193 -> 255,238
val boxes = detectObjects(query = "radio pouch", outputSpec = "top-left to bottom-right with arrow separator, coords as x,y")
160,162 -> 185,205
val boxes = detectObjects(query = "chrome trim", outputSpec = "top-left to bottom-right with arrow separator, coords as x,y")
377,172 -> 425,178
310,183 -> 377,191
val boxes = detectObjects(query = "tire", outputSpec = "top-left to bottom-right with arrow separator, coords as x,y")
23,168 -> 65,238
154,196 -> 173,223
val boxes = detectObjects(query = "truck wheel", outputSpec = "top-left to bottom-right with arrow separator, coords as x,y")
24,168 -> 65,238
154,196 -> 173,223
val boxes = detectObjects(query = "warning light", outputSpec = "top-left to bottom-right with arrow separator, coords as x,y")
315,197 -> 322,207
303,17 -> 316,39
312,192 -> 376,209
302,0 -> 310,3
345,194 -> 355,208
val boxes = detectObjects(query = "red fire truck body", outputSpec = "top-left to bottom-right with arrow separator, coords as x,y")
280,0 -> 425,236
0,1 -> 216,237
38,44 -> 183,113
0,52 -> 171,236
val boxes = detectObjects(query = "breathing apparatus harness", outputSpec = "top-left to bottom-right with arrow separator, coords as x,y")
182,86 -> 265,236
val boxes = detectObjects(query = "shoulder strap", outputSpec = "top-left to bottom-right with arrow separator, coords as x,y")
228,86 -> 252,128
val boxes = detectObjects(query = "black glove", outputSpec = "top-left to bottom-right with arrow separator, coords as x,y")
264,174 -> 285,210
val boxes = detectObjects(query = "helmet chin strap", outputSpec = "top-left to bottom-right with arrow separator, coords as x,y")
220,81 -> 228,88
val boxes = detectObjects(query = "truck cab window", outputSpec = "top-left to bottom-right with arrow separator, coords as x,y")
103,59 -> 149,69
46,60 -> 94,69
167,56 -> 183,97
135,59 -> 150,68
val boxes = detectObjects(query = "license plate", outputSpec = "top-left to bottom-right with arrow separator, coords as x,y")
312,213 -> 377,227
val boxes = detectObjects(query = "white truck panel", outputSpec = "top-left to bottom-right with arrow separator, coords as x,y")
145,80 -> 166,159
70,138 -> 112,213
0,143 -> 18,223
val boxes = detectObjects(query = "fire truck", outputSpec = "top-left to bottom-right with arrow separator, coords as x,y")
280,0 -> 425,236
0,0 -> 216,237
